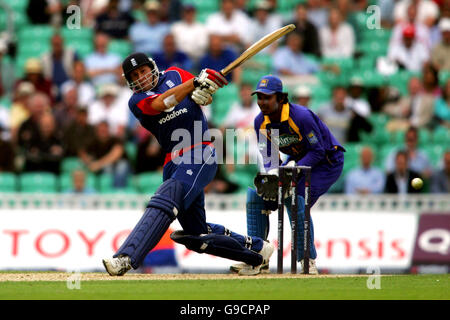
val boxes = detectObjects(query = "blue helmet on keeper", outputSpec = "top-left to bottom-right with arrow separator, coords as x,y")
251,75 -> 284,96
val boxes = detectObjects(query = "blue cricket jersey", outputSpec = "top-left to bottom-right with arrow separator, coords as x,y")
128,67 -> 210,155
254,103 -> 345,170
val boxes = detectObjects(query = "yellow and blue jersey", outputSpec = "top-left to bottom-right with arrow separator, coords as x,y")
254,102 -> 344,171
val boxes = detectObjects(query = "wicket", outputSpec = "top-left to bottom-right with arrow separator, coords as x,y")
277,166 -> 312,274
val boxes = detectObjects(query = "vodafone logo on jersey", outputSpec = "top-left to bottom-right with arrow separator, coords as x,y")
159,108 -> 188,124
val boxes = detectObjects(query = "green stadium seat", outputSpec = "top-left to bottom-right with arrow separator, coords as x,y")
61,157 -> 84,173
135,171 -> 163,194
59,172 -> 97,192
108,40 -> 133,59
358,40 -> 388,58
432,126 -> 450,144
125,142 -> 137,165
61,27 -> 93,41
66,39 -> 93,59
18,41 -> 51,57
9,0 -> 29,11
18,25 -> 54,41
19,172 -> 58,193
423,145 -> 446,168
98,173 -> 114,193
0,173 -> 17,192
439,71 -> 450,86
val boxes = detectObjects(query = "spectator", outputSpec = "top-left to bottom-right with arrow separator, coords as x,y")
95,0 -> 135,39
306,0 -> 329,29
9,82 -> 35,142
345,77 -> 373,142
319,7 -> 355,58
205,0 -> 253,51
389,3 -> 432,51
293,85 -> 312,107
221,83 -> 260,130
384,150 -> 423,194
62,107 -> 95,158
317,86 -> 352,143
24,112 -> 64,174
345,146 -> 385,195
171,4 -> 209,64
15,58 -> 53,103
61,61 -> 96,107
385,126 -> 433,178
0,100 -> 10,140
88,83 -> 128,138
393,0 -> 439,28
383,77 -> 434,130
53,86 -> 80,131
17,93 -> 50,151
135,133 -> 165,173
434,79 -> 450,128
198,34 -> 240,83
0,39 -> 14,98
431,18 -> 450,72
288,3 -> 321,57
272,33 -> 320,76
128,0 -> 170,56
387,24 -> 429,72
0,129 -> 15,172
41,33 -> 79,101
152,33 -> 193,72
26,0 -> 62,25
68,169 -> 96,194
430,151 -> 450,193
421,63 -> 441,96
248,0 -> 282,55
79,121 -> 130,188
84,32 -> 122,87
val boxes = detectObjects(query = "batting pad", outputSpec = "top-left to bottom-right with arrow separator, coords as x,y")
246,188 -> 270,240
170,231 -> 263,267
114,179 -> 184,268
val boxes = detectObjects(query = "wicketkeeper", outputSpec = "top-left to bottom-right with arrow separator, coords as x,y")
231,75 -> 345,274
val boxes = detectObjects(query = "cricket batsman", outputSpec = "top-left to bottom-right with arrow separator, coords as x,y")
102,53 -> 274,276
231,75 -> 345,274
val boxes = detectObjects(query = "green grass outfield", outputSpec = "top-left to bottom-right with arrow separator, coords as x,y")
0,273 -> 448,300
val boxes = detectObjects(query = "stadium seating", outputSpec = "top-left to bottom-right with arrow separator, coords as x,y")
134,172 -> 164,194
0,173 -> 17,192
59,172 -> 97,192
19,172 -> 58,193
61,157 -> 85,173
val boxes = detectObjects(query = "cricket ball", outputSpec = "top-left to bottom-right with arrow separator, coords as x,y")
411,178 -> 423,190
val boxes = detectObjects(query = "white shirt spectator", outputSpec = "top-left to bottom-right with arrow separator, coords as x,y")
390,21 -> 432,50
88,84 -> 129,136
387,41 -> 429,72
319,22 -> 355,58
394,0 -> 439,26
171,21 -> 209,62
222,100 -> 260,129
248,11 -> 283,54
84,52 -> 121,87
61,80 -> 96,107
206,9 -> 253,47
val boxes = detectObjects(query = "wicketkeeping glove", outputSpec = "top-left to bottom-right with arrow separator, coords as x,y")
191,87 -> 212,106
193,68 -> 228,94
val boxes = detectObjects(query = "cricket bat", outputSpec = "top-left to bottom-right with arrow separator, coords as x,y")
220,24 -> 296,76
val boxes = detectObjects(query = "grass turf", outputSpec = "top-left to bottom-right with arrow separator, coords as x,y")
0,274 -> 448,300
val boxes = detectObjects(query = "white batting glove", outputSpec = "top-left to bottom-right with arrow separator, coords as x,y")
193,68 -> 228,94
191,88 -> 212,106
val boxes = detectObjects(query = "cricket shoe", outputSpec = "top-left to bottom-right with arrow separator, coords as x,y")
229,262 -> 270,274
238,241 -> 275,276
102,255 -> 132,276
300,259 -> 319,275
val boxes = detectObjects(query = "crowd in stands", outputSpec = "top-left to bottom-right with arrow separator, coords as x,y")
0,0 -> 449,195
